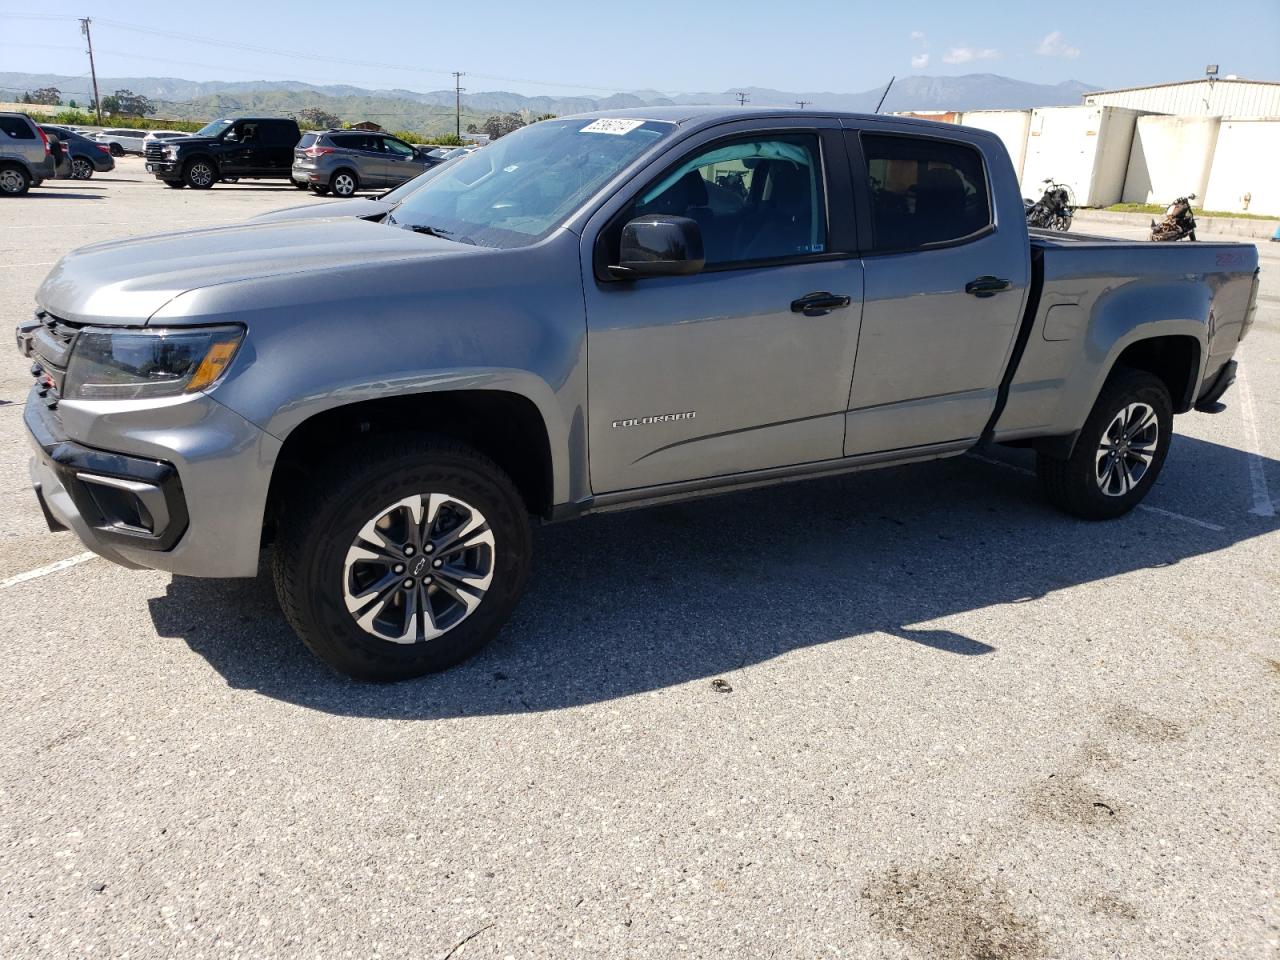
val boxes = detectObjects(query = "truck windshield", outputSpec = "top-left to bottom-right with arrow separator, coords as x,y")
195,119 -> 234,138
388,118 -> 675,249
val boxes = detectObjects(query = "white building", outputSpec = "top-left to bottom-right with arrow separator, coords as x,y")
1083,78 -> 1280,118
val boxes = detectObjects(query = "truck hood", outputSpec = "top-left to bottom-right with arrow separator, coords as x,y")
36,218 -> 468,326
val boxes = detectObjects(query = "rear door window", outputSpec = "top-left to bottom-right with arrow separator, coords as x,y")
861,133 -> 991,252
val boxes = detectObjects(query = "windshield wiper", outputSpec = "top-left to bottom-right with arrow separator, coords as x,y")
384,214 -> 476,245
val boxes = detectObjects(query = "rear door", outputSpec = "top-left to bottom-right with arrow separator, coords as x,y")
841,124 -> 1030,455
582,119 -> 865,493
260,120 -> 299,175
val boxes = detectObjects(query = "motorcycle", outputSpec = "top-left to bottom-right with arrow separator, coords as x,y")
1025,179 -> 1074,231
1150,194 -> 1198,241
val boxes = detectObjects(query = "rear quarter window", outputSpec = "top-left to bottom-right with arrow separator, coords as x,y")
0,116 -> 36,139
297,133 -> 319,149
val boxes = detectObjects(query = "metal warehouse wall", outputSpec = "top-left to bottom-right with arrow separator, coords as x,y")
960,110 -> 1032,181
1084,80 -> 1280,118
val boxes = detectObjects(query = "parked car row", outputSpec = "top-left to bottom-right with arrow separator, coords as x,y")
145,116 -> 460,195
4,109 -> 479,197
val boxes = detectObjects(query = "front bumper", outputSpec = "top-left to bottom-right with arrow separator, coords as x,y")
23,383 -> 282,578
145,160 -> 180,178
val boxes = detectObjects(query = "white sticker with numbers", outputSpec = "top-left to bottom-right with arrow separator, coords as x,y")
579,118 -> 645,135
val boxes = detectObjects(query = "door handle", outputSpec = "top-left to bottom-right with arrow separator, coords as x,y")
790,292 -> 852,315
965,276 -> 1012,298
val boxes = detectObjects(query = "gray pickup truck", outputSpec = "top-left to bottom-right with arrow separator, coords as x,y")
17,108 -> 1261,681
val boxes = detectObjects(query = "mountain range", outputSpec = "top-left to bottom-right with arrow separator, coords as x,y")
0,71 -> 1097,134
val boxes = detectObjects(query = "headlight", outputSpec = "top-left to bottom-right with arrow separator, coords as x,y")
165,145 -> 178,159
64,326 -> 244,400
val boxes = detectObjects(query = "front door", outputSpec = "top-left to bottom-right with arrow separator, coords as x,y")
583,127 -> 864,494
379,136 -> 420,187
220,120 -> 260,176
842,128 -> 1030,455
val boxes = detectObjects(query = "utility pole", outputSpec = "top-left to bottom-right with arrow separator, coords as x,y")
452,71 -> 465,139
795,99 -> 811,110
735,91 -> 749,106
80,17 -> 102,124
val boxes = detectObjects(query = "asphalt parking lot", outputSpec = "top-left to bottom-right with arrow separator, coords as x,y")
1,159 -> 1277,959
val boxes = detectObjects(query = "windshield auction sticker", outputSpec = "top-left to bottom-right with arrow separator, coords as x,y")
580,119 -> 645,135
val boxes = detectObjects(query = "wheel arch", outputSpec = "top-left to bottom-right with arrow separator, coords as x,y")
264,387 -> 559,542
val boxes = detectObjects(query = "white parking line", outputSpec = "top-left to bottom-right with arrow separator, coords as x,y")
1,552 -> 96,589
965,453 -> 1225,531
1236,364 -> 1276,518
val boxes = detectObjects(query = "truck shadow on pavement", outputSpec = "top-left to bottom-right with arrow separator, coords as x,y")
148,435 -> 1279,718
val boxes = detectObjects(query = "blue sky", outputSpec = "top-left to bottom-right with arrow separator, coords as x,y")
2,0 -> 1277,98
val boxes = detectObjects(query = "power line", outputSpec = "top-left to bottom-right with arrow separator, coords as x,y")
735,91 -> 749,105
795,99 -> 811,109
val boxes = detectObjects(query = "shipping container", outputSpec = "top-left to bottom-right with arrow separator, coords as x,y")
959,109 -> 1032,181
1122,115 -> 1219,206
1021,106 -> 1144,207
1203,118 -> 1280,217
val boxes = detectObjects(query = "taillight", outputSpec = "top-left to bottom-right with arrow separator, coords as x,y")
36,126 -> 50,155
303,146 -> 334,159
97,144 -> 111,154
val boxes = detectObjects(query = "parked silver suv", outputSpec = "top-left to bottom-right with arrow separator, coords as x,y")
291,130 -> 442,197
0,112 -> 57,195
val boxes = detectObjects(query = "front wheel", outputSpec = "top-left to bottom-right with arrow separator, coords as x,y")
184,159 -> 216,189
1036,368 -> 1173,520
272,438 -> 532,681
109,143 -> 124,157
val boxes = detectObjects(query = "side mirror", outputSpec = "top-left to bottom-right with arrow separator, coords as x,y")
609,215 -> 704,279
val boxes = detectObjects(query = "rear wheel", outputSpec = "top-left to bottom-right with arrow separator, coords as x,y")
108,143 -> 124,157
330,169 -> 358,198
272,438 -> 532,681
71,157 -> 94,180
184,158 -> 216,189
1037,368 -> 1172,520
0,164 -> 31,196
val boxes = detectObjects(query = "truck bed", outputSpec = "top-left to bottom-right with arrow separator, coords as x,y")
992,233 -> 1260,444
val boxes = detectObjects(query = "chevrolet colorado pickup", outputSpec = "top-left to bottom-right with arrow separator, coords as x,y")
18,108 -> 1261,681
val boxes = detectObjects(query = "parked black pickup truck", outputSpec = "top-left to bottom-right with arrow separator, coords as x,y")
145,117 -> 301,188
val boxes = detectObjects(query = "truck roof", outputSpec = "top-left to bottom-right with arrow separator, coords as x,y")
559,105 -> 970,134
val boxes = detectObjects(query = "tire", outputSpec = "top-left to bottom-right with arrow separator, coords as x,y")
329,169 -> 358,198
272,438 -> 533,682
294,182 -> 309,190
71,157 -> 94,180
184,158 -> 216,189
1036,368 -> 1173,520
0,163 -> 31,196
109,143 -> 124,157
165,180 -> 186,188
310,184 -> 330,196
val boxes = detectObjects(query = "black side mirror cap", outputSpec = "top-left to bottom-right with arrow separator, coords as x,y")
611,214 -> 705,279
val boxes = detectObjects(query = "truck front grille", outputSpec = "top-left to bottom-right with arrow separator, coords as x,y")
23,310 -> 85,398
144,142 -> 166,161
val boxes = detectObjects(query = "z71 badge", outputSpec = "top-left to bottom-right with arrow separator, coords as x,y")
612,411 -> 696,429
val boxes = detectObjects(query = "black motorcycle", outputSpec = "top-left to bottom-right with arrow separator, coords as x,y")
1025,178 -> 1074,232
1150,194 -> 1198,241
